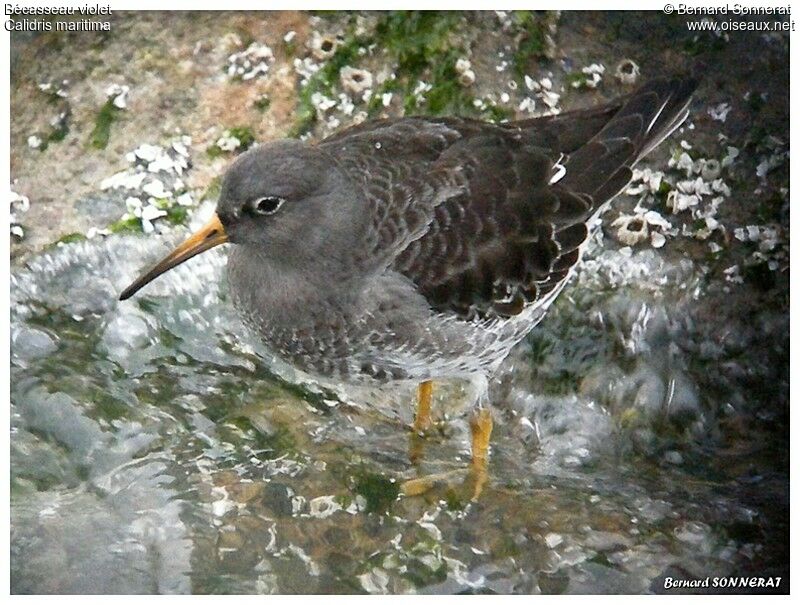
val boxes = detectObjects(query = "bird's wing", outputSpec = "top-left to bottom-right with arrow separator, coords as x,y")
320,117 -> 588,319
391,127 -> 593,319
320,76 -> 695,320
394,77 -> 695,320
319,118 -> 476,267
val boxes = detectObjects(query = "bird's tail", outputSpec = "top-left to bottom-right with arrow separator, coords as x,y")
559,75 -> 698,206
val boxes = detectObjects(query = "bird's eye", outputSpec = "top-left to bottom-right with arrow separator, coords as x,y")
249,196 -> 285,216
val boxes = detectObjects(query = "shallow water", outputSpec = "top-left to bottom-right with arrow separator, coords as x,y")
10,209 -> 788,594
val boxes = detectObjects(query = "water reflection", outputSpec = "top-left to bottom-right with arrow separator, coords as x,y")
10,215 -> 788,593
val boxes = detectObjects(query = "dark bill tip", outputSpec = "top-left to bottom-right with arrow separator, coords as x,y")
118,214 -> 228,301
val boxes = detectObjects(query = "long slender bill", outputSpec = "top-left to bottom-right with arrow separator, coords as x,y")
118,214 -> 228,301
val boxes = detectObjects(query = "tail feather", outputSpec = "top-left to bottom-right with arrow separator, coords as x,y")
561,75 -> 698,203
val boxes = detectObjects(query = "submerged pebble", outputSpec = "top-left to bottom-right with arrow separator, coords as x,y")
11,326 -> 57,361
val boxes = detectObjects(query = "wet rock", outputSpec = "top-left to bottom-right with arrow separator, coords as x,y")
632,365 -> 667,419
16,388 -> 107,466
631,427 -> 658,455
261,482 -> 295,517
101,311 -> 151,357
544,532 -> 563,548
11,325 -> 57,361
569,561 -> 642,593
665,370 -> 701,426
74,191 -> 128,226
579,362 -> 626,406
227,481 -> 263,503
582,531 -> 634,552
9,11 -> 789,594
538,569 -> 570,594
673,521 -> 714,554
634,497 -> 673,523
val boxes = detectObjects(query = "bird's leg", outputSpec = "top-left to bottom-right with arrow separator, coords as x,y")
402,374 -> 494,501
409,380 -> 433,465
400,407 -> 494,500
466,407 -> 493,500
413,380 -> 433,433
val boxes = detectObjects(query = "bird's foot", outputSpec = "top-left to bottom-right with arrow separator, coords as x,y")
399,459 -> 489,502
402,408 -> 493,501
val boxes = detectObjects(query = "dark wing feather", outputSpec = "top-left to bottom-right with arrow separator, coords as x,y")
320,76 -> 696,320
319,118 -> 470,269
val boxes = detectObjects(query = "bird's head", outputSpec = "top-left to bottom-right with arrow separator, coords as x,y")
119,139 -> 354,301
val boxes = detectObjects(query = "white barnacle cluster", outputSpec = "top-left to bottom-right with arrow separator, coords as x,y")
105,83 -> 130,109
454,57 -> 476,87
38,79 -> 69,99
707,102 -> 732,123
733,224 -> 787,272
727,133 -> 789,275
613,165 -> 673,249
309,86 -> 370,132
494,10 -> 515,31
574,63 -> 605,89
723,264 -> 744,284
411,79 -> 434,108
664,142 -> 735,241
124,195 -> 167,234
226,43 -> 275,81
215,131 -> 243,153
101,136 -> 195,234
124,139 -> 191,175
611,209 -> 672,249
293,55 -> 323,86
520,74 -> 560,115
471,95 -> 502,117
50,110 -> 69,131
494,50 -> 510,74
28,82 -> 71,150
625,167 -> 665,197
28,110 -> 71,150
615,142 -> 738,251
293,25 -> 378,135
755,135 -> 788,181
10,189 -> 30,239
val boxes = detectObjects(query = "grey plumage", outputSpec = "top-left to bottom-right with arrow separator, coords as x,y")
143,76 -> 698,388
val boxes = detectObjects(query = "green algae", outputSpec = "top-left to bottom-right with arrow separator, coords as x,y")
89,97 -> 120,150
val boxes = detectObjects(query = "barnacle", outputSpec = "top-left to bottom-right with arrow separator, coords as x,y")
340,66 -> 373,96
612,211 -> 672,248
458,69 -> 476,87
615,59 -> 640,85
612,214 -> 650,246
309,32 -> 339,61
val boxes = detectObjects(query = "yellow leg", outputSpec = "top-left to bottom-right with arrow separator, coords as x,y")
413,380 -> 433,433
409,381 -> 433,465
468,408 -> 493,500
401,407 -> 494,501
